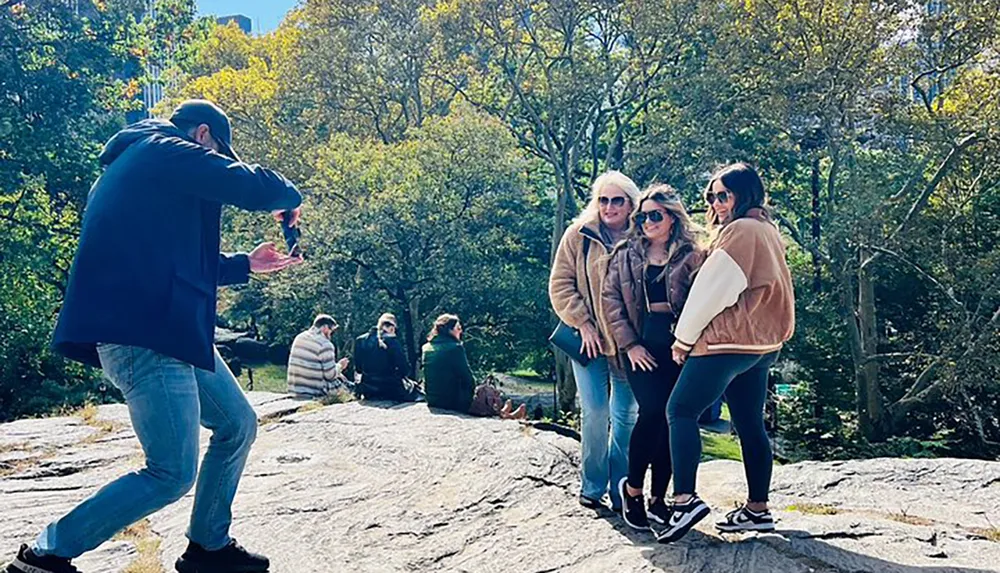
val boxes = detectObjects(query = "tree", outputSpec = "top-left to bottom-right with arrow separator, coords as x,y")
712,0 -> 1000,443
0,0 -> 148,420
425,0 -> 707,412
240,106 -> 552,376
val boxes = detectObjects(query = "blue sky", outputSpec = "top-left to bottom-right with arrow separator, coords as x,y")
196,0 -> 299,34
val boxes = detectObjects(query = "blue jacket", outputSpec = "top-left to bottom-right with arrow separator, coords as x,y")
52,119 -> 302,371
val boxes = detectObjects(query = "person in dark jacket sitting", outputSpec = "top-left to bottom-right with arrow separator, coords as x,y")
422,314 -> 526,419
353,313 -> 423,402
8,100 -> 302,573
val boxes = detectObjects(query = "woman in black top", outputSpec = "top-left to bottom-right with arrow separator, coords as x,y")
353,313 -> 423,402
601,185 -> 703,530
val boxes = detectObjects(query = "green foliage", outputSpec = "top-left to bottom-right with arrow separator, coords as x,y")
231,105 -> 552,375
0,0 -> 151,421
5,0 -> 1000,465
702,432 -> 743,462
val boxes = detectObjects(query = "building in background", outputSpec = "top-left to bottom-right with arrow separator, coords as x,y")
133,10 -> 254,119
217,14 -> 253,34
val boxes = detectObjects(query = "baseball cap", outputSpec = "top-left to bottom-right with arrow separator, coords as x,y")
169,99 -> 241,161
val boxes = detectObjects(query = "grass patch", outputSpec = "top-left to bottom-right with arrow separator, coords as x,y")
239,364 -> 287,394
297,402 -> 325,415
0,441 -> 29,454
506,368 -> 545,380
970,528 -> 1000,543
886,511 -> 934,526
0,456 -> 44,478
786,503 -> 840,515
76,403 -> 120,436
319,388 -> 355,405
702,430 -> 742,461
116,520 -> 165,573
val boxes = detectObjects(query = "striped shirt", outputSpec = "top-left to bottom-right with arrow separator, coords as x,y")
287,327 -> 342,397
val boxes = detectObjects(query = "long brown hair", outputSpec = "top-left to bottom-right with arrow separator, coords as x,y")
428,314 -> 461,341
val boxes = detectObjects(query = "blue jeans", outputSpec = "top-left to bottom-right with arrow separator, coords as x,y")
34,345 -> 257,558
667,352 -> 779,502
572,356 -> 637,509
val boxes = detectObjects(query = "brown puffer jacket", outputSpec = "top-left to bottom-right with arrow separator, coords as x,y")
601,239 -> 704,353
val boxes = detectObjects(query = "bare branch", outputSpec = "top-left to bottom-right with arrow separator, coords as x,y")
773,210 -> 831,265
887,133 -> 978,244
859,244 -> 966,314
861,352 -> 940,365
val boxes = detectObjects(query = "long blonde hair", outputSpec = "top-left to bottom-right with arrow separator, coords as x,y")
627,184 -> 701,267
575,170 -> 641,224
376,312 -> 397,349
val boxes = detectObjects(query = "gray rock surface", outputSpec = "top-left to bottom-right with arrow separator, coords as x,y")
2,392 -> 999,572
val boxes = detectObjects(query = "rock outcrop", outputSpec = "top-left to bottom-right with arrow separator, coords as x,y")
2,393 -> 999,572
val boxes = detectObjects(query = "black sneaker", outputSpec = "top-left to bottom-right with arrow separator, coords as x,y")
175,539 -> 269,573
716,504 -> 775,532
6,545 -> 79,573
647,498 -> 672,525
655,495 -> 711,543
578,494 -> 604,510
618,477 -> 650,530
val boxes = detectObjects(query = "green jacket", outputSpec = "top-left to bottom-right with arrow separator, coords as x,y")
421,335 -> 476,412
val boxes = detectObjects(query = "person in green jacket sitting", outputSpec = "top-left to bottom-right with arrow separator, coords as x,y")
422,314 -> 526,419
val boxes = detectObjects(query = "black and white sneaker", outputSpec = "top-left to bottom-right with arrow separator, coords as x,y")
655,495 -> 710,543
175,539 -> 269,573
6,544 -> 79,573
647,498 -> 671,525
617,477 -> 650,530
715,504 -> 775,532
578,494 -> 604,510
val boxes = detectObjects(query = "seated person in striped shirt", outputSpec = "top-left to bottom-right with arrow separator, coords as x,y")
286,314 -> 350,398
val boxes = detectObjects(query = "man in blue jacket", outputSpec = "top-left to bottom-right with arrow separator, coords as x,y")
8,100 -> 302,573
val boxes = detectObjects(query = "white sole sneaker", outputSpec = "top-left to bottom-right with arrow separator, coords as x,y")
656,499 -> 711,543
618,477 -> 651,531
716,521 -> 775,532
716,518 -> 775,532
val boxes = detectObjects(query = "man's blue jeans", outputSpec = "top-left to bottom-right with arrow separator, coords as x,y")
571,356 -> 637,509
33,345 -> 257,558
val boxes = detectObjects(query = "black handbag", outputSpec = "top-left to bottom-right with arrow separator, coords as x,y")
549,237 -> 594,366
549,320 -> 591,366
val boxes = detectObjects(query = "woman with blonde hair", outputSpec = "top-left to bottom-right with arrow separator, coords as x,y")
354,313 -> 423,402
549,170 -> 640,511
601,185 -> 704,530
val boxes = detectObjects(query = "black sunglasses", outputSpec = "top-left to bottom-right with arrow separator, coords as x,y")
635,210 -> 667,226
705,190 -> 731,204
599,196 -> 627,207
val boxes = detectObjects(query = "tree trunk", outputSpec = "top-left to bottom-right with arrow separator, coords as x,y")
857,248 -> 887,441
397,293 -> 421,378
550,173 -> 578,417
811,155 -> 822,292
833,247 -> 880,442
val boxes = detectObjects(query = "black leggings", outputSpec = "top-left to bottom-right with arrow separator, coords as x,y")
624,340 -> 680,500
667,352 -> 778,502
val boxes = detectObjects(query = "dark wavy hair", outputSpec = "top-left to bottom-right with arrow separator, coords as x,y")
704,162 -> 768,230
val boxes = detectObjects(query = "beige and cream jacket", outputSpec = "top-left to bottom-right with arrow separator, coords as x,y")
673,208 -> 795,357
